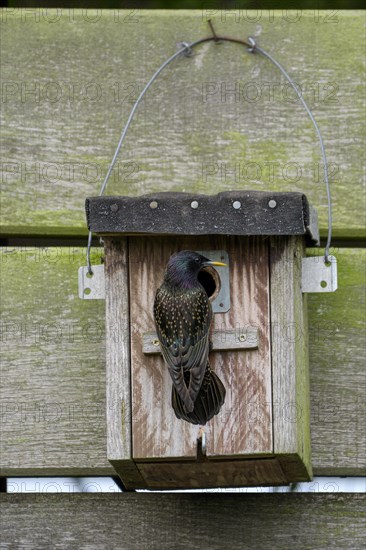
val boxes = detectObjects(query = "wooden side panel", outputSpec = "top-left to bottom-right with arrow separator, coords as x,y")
128,236 -> 272,462
104,238 -> 130,461
104,238 -> 146,488
270,236 -> 312,481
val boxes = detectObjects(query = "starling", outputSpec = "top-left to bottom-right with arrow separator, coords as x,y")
153,250 -> 226,425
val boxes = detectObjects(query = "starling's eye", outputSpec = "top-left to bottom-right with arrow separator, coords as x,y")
195,257 -> 200,263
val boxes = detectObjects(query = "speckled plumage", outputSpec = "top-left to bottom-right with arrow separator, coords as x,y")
153,250 -> 226,425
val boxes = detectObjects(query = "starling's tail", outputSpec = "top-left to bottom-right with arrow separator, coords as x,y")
171,364 -> 226,425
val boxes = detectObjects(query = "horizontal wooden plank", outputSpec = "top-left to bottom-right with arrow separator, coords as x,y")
0,494 -> 365,549
142,327 -> 259,354
0,246 -> 365,476
1,10 -> 365,241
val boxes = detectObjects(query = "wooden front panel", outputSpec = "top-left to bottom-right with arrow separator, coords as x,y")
129,236 -> 272,460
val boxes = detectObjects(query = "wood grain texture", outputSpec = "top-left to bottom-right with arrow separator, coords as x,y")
137,458 -> 288,489
0,246 -> 110,476
103,238 -> 146,488
1,494 -> 365,550
128,236 -> 272,467
1,11 -> 365,241
308,246 -> 366,476
104,238 -> 130,460
142,327 -> 259,354
270,236 -> 312,481
0,247 -> 365,476
207,237 -> 272,459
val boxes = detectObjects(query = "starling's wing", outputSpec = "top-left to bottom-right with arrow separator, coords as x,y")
154,286 -> 212,412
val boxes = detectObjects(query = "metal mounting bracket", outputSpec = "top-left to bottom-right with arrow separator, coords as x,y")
302,255 -> 338,293
196,249 -> 230,313
78,265 -> 105,299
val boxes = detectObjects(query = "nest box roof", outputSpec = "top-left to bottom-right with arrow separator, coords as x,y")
86,191 -> 319,245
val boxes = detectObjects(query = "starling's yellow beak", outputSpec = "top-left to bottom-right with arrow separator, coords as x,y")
206,260 -> 227,267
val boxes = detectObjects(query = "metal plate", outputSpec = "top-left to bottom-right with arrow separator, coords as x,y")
78,265 -> 105,299
196,250 -> 230,313
302,255 -> 338,293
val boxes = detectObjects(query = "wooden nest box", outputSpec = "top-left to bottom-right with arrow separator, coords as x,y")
86,190 -> 319,490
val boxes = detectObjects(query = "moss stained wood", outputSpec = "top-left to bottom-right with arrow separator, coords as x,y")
0,11 -> 365,241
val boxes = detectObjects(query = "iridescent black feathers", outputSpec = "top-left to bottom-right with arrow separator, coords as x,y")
154,251 -> 226,425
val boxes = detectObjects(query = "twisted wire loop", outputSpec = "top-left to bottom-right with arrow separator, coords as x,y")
86,28 -> 332,273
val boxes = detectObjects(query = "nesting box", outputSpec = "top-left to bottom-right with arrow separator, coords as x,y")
86,190 -> 318,490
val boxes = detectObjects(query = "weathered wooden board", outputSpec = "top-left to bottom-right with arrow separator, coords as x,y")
103,238 -> 147,488
270,236 -> 312,481
0,246 -> 364,477
136,458 -> 288,489
142,327 -> 259,354
308,246 -> 366,476
0,246 -> 110,476
1,494 -> 365,549
1,10 -> 365,241
128,236 -> 272,464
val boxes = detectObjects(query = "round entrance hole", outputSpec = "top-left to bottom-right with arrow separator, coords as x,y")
198,266 -> 221,302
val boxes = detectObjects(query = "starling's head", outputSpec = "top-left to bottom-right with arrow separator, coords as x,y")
164,250 -> 226,289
